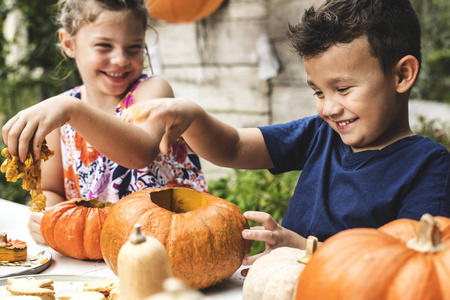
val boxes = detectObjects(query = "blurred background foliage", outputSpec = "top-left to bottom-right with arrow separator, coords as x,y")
0,0 -> 449,246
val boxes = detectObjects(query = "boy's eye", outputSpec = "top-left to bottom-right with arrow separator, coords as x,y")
313,91 -> 323,97
337,87 -> 350,93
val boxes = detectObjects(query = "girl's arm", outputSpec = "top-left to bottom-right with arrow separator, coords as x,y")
65,77 -> 173,169
129,98 -> 275,170
28,128 -> 65,244
3,77 -> 173,169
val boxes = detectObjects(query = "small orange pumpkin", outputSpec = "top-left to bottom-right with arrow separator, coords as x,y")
145,0 -> 225,23
296,214 -> 450,300
100,187 -> 251,289
41,198 -> 113,260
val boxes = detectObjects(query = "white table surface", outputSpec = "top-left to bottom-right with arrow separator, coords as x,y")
0,198 -> 245,299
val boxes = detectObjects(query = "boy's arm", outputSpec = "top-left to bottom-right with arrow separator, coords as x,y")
130,98 -> 275,170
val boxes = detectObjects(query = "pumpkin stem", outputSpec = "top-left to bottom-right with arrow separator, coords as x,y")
298,236 -> 318,264
129,223 -> 147,245
406,213 -> 446,253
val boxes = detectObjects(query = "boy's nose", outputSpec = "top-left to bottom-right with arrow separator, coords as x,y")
322,97 -> 343,117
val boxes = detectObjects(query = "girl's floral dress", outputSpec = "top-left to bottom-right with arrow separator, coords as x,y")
60,75 -> 208,203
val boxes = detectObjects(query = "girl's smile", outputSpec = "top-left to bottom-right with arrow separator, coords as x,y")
60,9 -> 146,106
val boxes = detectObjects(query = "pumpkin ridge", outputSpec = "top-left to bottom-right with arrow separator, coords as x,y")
435,253 -> 450,299
83,206 -> 102,259
68,205 -> 89,259
299,229 -> 413,299
41,202 -> 73,248
53,206 -> 80,253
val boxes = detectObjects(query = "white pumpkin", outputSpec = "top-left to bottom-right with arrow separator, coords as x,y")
118,223 -> 173,300
242,236 -> 318,300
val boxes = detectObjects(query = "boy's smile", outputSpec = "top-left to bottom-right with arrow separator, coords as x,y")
304,36 -> 413,153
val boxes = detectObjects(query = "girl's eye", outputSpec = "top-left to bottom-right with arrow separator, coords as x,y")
96,43 -> 112,49
128,45 -> 143,53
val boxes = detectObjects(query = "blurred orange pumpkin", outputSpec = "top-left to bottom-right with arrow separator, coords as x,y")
41,198 -> 112,260
296,214 -> 450,300
100,187 -> 251,289
145,0 -> 225,23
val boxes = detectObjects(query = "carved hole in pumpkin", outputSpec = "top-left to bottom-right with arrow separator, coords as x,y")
74,199 -> 112,208
150,189 -> 208,213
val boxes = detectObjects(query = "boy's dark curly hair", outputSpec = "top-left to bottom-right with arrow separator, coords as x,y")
288,0 -> 421,74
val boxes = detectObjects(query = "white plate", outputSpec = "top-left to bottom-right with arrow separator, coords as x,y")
0,274 -> 104,298
0,248 -> 51,279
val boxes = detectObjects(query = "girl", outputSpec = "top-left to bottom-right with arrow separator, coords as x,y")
1,0 -> 207,244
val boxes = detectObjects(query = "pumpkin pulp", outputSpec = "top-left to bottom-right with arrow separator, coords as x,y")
74,199 -> 112,209
150,189 -> 207,213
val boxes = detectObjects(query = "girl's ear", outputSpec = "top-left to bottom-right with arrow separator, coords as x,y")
59,29 -> 76,58
395,55 -> 419,94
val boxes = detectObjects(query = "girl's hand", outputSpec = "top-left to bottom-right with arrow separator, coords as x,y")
2,96 -> 74,162
28,212 -> 46,245
241,211 -> 306,266
126,98 -> 202,154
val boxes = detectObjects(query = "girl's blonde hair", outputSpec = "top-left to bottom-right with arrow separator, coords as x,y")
57,0 -> 150,36
56,0 -> 155,73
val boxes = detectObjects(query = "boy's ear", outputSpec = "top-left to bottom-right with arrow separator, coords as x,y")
395,55 -> 419,94
59,29 -> 76,58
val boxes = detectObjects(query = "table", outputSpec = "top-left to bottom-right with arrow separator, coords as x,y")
0,199 -> 245,299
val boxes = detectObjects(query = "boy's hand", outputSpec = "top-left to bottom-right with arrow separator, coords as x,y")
126,98 -> 202,154
241,211 -> 306,266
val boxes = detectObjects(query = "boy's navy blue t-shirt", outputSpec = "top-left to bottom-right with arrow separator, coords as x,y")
259,115 -> 450,241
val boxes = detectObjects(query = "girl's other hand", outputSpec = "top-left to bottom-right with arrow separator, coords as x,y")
2,96 -> 73,162
28,212 -> 46,245
241,211 -> 306,266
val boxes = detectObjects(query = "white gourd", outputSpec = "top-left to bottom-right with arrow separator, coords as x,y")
242,236 -> 318,300
145,277 -> 203,300
118,223 -> 173,300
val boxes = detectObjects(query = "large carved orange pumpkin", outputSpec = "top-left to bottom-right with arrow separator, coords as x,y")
100,187 -> 251,289
296,214 -> 450,300
145,0 -> 225,23
41,199 -> 112,260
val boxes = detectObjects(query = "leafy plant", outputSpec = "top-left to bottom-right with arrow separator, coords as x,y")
208,169 -> 301,255
411,0 -> 450,103
414,115 -> 450,150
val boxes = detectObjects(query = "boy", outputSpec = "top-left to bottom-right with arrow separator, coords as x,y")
128,0 -> 450,264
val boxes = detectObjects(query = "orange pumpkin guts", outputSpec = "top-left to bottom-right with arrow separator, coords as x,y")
41,199 -> 113,260
296,214 -> 450,300
0,232 -> 27,262
100,187 -> 251,289
145,0 -> 225,23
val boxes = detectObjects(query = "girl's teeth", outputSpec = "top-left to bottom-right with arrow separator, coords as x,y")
107,72 -> 125,78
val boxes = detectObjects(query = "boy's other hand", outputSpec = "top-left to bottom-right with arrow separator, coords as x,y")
241,211 -> 306,266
